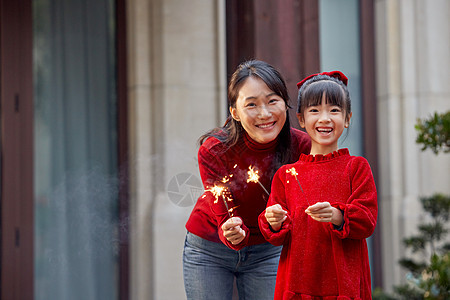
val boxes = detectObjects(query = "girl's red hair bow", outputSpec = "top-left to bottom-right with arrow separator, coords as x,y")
296,71 -> 348,89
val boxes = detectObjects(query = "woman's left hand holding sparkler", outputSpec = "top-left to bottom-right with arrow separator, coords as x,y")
221,217 -> 246,245
207,173 -> 247,245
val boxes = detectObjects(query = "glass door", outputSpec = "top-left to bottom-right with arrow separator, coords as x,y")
33,0 -> 119,299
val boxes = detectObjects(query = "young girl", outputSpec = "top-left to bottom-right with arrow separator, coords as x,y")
259,71 -> 377,300
183,60 -> 311,300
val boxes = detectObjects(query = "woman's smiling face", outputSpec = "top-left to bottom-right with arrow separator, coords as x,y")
230,76 -> 287,144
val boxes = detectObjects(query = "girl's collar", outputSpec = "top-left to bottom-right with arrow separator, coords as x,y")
299,148 -> 349,162
243,132 -> 279,151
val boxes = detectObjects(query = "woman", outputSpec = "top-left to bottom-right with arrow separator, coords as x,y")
183,60 -> 311,299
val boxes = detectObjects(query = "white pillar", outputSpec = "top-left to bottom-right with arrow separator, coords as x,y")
127,0 -> 227,299
127,0 -> 154,299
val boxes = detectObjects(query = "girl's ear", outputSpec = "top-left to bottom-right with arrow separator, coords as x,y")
297,113 -> 305,128
230,106 -> 240,121
345,112 -> 353,128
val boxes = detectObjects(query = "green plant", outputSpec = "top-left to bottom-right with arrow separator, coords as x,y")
391,111 -> 450,299
415,111 -> 450,154
374,111 -> 450,299
393,194 -> 450,299
374,194 -> 450,300
372,287 -> 397,300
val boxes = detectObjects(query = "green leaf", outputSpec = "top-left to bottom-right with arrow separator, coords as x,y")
394,284 -> 424,300
399,258 -> 428,274
403,236 -> 426,252
415,111 -> 450,154
421,194 -> 450,220
418,223 -> 446,242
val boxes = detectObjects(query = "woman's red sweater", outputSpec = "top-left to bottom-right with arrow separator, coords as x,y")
258,149 -> 378,300
185,128 -> 311,250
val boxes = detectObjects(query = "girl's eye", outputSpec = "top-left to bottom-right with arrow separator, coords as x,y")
331,107 -> 342,113
308,108 -> 319,113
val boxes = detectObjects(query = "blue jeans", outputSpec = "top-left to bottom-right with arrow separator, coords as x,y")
183,232 -> 282,300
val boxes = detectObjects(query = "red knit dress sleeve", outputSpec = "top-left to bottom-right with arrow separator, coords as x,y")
198,145 -> 250,250
329,157 -> 378,239
258,166 -> 292,246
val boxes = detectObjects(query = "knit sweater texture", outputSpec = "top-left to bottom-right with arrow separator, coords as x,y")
258,149 -> 377,299
185,128 -> 311,250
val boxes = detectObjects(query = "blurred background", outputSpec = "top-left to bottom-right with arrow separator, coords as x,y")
1,0 -> 449,299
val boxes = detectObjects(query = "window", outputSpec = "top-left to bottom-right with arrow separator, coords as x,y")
1,0 -> 128,298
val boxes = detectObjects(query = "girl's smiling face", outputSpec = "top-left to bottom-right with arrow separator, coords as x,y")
230,76 -> 287,144
298,92 -> 351,155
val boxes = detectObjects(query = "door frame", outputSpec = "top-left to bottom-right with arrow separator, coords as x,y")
0,0 -> 34,298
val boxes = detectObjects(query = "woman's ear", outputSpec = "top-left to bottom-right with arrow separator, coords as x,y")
345,112 -> 353,128
297,113 -> 305,128
230,106 -> 240,121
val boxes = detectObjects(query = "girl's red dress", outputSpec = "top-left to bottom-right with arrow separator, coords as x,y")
258,149 -> 377,300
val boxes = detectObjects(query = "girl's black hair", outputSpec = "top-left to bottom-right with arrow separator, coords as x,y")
199,60 -> 294,170
297,74 -> 351,121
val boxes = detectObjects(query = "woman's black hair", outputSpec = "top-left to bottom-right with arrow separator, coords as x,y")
199,59 -> 294,170
297,74 -> 351,121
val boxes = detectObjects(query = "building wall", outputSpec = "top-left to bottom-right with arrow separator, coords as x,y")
126,0 -> 226,299
375,0 -> 450,291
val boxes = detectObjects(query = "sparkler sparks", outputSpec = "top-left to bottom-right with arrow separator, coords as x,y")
286,167 -> 310,205
227,205 -> 240,215
286,167 -> 298,177
207,184 -> 228,204
206,175 -> 238,217
221,174 -> 233,183
247,166 -> 270,196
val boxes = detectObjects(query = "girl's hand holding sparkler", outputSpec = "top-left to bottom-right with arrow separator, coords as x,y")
265,204 -> 288,232
221,217 -> 246,245
305,202 -> 343,227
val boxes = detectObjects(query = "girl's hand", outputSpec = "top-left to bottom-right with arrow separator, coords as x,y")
265,204 -> 288,232
222,217 -> 246,245
305,202 -> 343,226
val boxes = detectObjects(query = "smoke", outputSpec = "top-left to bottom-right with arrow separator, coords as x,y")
35,164 -> 128,300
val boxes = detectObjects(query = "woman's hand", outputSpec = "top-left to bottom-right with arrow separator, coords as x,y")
265,204 -> 288,232
222,217 -> 246,245
305,202 -> 343,226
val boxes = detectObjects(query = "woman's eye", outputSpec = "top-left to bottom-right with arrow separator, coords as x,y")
269,98 -> 280,104
245,103 -> 256,108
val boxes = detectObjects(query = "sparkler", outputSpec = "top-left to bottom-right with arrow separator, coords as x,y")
247,166 -> 270,196
207,184 -> 228,204
286,167 -> 310,205
206,175 -> 239,217
221,174 -> 233,183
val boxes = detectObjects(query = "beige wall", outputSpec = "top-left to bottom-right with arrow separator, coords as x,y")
375,0 -> 450,291
127,0 -> 226,299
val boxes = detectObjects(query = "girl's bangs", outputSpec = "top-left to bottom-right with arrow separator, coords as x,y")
303,81 -> 345,108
